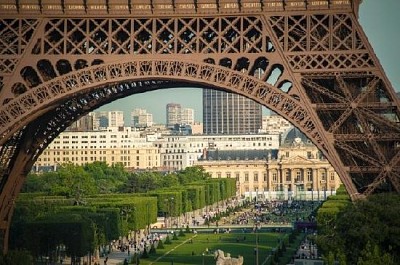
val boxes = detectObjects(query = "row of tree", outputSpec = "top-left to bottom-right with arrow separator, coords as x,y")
11,163 -> 237,263
316,186 -> 400,264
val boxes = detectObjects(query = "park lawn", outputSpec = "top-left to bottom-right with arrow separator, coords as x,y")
138,232 -> 288,265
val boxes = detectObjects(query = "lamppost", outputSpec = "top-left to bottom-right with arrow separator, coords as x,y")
254,221 -> 261,265
146,203 -> 150,235
165,197 -> 174,228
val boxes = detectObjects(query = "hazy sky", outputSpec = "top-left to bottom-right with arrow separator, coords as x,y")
99,0 -> 400,124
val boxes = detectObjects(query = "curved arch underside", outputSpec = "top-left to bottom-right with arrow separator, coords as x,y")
0,0 -> 400,252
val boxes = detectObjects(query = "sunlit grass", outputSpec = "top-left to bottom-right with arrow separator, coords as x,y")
136,231 -> 289,265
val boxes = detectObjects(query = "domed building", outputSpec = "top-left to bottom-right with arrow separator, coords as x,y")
195,127 -> 342,200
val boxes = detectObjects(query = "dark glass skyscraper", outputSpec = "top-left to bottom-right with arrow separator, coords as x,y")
203,89 -> 262,134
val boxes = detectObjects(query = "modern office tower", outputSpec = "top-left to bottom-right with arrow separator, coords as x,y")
131,108 -> 153,128
166,103 -> 182,127
180,108 -> 195,125
93,111 -> 125,128
203,89 -> 262,134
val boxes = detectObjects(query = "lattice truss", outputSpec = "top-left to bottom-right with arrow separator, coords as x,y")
267,14 -> 400,195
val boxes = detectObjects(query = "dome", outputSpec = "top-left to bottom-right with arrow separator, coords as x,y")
281,127 -> 312,147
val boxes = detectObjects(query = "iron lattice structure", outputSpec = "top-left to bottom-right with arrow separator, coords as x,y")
0,0 -> 399,252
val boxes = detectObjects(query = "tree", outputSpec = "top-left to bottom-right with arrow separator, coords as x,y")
357,242 -> 395,265
317,193 -> 400,264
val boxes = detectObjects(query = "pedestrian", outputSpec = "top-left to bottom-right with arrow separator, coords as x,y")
104,256 -> 108,265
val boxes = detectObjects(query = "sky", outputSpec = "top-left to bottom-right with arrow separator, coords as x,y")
98,0 -> 400,124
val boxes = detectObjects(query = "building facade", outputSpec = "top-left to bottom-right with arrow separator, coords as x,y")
180,107 -> 195,125
195,128 -> 342,200
34,127 -> 160,171
260,113 -> 292,134
93,111 -> 125,129
166,103 -> 181,127
203,89 -> 262,134
154,134 -> 280,171
131,108 -> 153,128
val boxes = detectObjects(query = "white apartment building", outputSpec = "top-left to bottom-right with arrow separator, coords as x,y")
34,127 -> 160,171
93,111 -> 125,129
180,108 -> 195,125
131,108 -> 153,128
260,114 -> 292,134
166,103 -> 181,127
66,113 -> 95,131
153,134 -> 280,171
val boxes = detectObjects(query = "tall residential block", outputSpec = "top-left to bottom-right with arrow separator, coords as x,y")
166,103 -> 182,127
131,108 -> 153,128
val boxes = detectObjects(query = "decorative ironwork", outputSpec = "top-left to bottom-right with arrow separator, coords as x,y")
0,0 -> 399,254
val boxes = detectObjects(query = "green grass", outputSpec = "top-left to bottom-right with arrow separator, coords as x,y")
135,231 -> 289,265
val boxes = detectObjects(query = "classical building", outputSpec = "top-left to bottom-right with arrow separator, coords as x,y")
33,127 -> 160,172
195,128 -> 342,200
203,89 -> 262,134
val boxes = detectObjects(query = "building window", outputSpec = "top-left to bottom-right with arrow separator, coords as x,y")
285,170 -> 291,182
307,170 -> 312,182
226,172 -> 231,178
254,173 -> 258,182
296,171 -> 301,182
272,172 -> 277,182
244,173 -> 249,182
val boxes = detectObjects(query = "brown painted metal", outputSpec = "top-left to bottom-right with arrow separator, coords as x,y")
0,0 -> 399,253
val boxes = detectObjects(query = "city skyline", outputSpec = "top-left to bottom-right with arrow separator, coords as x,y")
98,0 -> 400,124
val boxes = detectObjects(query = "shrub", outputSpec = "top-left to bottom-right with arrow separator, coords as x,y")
165,235 -> 172,244
157,239 -> 165,249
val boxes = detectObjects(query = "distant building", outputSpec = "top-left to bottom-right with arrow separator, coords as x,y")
33,127 -> 160,171
93,111 -> 124,129
203,89 -> 262,134
154,133 -> 280,171
131,108 -> 153,128
171,124 -> 192,135
66,112 -> 95,131
190,122 -> 203,135
180,108 -> 195,125
260,114 -> 292,134
166,103 -> 182,127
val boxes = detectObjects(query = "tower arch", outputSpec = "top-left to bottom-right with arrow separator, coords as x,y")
0,0 -> 399,253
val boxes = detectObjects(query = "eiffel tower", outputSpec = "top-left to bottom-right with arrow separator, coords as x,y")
0,0 -> 399,253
